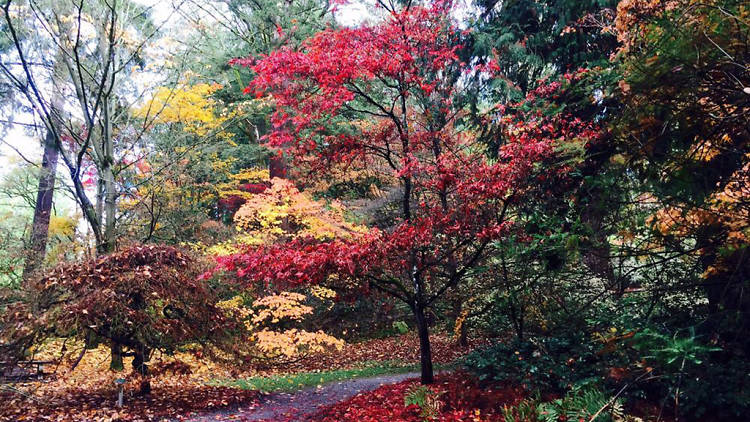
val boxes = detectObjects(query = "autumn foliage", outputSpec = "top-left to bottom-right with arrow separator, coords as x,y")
135,81 -> 232,137
2,245 -> 239,394
2,0 -> 746,420
0,381 -> 260,422
233,178 -> 366,243
217,290 -> 344,362
305,373 -> 526,422
222,0 -> 563,384
614,0 -> 749,317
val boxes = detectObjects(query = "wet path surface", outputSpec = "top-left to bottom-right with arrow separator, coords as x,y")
183,372 -> 419,421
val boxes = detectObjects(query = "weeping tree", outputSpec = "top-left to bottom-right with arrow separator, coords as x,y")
7,245 -> 239,395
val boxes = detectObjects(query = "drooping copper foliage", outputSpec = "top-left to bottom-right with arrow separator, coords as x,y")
2,245 -> 240,382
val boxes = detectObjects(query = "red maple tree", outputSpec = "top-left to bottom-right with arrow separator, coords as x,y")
220,1 -> 561,383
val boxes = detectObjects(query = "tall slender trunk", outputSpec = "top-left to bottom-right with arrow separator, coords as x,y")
23,88 -> 64,278
100,79 -> 120,370
508,299 -> 524,342
414,302 -> 434,384
22,128 -> 59,279
398,81 -> 435,383
100,96 -> 117,254
96,179 -> 104,231
101,163 -> 116,253
459,320 -> 468,348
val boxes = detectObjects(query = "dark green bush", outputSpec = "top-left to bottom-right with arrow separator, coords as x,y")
630,327 -> 750,420
462,333 -> 604,394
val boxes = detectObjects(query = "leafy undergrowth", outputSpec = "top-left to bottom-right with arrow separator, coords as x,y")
0,381 -> 260,421
0,341 -> 257,421
297,371 -> 667,422
224,360 -> 418,392
0,333 -> 477,421
301,372 -> 527,422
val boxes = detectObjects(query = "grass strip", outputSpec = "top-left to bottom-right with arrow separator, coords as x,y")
219,360 -> 419,392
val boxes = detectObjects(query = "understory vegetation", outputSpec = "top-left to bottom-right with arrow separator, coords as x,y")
0,0 -> 747,421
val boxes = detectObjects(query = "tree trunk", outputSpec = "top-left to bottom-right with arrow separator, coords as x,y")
459,319 -> 469,348
100,96 -> 117,254
414,303 -> 434,384
110,342 -> 124,371
578,137 -> 621,292
22,128 -> 59,279
581,197 -> 617,290
508,299 -> 524,342
100,164 -> 116,254
133,346 -> 151,395
96,179 -> 104,231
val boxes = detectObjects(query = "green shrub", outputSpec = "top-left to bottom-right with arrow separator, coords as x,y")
537,384 -> 622,422
392,320 -> 409,334
498,384 -> 624,422
501,398 -> 538,422
404,384 -> 444,421
631,327 -> 748,420
462,334 -> 603,393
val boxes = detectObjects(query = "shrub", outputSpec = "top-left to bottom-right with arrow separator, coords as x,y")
3,245 -> 240,394
536,384 -> 622,422
462,334 -> 603,393
631,327 -> 749,420
393,320 -> 410,335
404,384 -> 445,420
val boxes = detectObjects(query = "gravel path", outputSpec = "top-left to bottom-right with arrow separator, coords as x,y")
183,372 -> 420,421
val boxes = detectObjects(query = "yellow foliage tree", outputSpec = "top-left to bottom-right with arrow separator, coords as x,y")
216,168 -> 271,201
193,175 -> 357,361
233,177 -> 366,244
216,290 -> 343,361
136,82 -> 231,137
189,175 -> 367,255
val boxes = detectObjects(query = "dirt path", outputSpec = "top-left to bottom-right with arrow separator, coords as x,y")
182,372 -> 420,421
